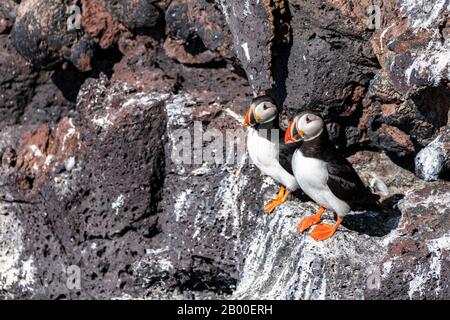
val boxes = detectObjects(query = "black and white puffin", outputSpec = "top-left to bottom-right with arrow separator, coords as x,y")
243,95 -> 299,213
284,112 -> 380,241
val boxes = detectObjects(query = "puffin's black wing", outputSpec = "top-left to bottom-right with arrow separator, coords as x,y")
278,142 -> 297,175
277,130 -> 296,175
326,154 -> 379,209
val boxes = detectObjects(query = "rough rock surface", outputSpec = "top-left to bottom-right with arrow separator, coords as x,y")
0,34 -> 37,126
2,76 -> 170,299
0,0 -> 16,34
165,0 -> 234,65
1,0 -> 449,300
105,0 -> 163,31
11,0 -> 87,70
365,0 -> 450,162
368,182 -> 450,299
0,34 -> 76,127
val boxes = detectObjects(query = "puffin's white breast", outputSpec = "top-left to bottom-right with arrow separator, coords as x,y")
247,129 -> 298,191
292,150 -> 350,216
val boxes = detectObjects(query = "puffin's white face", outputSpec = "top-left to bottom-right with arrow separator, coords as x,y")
297,113 -> 324,141
285,113 -> 324,143
243,97 -> 278,127
253,100 -> 278,124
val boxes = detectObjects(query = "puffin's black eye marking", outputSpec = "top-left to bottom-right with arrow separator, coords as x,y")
305,116 -> 311,124
262,104 -> 268,110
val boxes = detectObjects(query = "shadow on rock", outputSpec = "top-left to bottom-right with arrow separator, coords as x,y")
269,0 -> 293,107
342,194 -> 404,237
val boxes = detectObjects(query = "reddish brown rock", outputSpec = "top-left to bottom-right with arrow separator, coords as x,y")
2,0 -> 450,301
81,0 -> 130,50
112,35 -> 176,92
163,37 -> 220,65
13,117 -> 83,192
379,124 -> 415,152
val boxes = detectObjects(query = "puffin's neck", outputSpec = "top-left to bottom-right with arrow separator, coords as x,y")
299,127 -> 334,159
254,116 -> 280,141
255,116 -> 279,130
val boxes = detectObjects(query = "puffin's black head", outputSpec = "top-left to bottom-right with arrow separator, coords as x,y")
285,112 -> 324,144
243,95 -> 278,127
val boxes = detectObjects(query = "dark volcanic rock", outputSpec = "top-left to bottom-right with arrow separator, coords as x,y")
0,34 -> 37,126
0,0 -> 17,34
129,64 -> 252,296
164,0 -> 234,65
105,0 -> 163,31
220,0 -> 274,92
10,0 -> 129,72
1,76 -> 171,298
149,93 -> 256,293
371,1 -> 449,97
112,35 -> 176,92
11,0 -> 80,69
0,35 -> 76,127
73,75 -> 167,240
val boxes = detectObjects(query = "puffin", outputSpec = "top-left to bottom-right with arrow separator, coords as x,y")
284,112 -> 380,241
243,95 -> 300,213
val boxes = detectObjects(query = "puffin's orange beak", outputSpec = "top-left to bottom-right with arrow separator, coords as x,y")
243,106 -> 253,127
285,121 -> 295,144
285,119 -> 304,144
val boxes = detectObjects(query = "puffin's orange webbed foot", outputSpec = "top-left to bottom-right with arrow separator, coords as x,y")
309,217 -> 343,241
263,185 -> 288,213
263,200 -> 278,213
297,207 -> 325,232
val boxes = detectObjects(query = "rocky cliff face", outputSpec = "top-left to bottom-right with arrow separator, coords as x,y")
1,0 -> 449,299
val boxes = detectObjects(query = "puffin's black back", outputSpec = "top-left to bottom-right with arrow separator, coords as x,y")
278,131 -> 298,175
300,126 -> 380,210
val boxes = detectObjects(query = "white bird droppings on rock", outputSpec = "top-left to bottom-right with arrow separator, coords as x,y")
92,115 -> 114,129
30,144 -> 42,158
0,203 -> 36,293
64,156 -> 76,172
241,42 -> 251,62
400,0 -> 448,31
415,134 -> 447,181
112,194 -> 125,215
174,189 -> 192,222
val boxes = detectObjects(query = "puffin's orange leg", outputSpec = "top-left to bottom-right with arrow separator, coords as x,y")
296,207 -> 325,232
264,185 -> 288,213
309,217 -> 344,241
